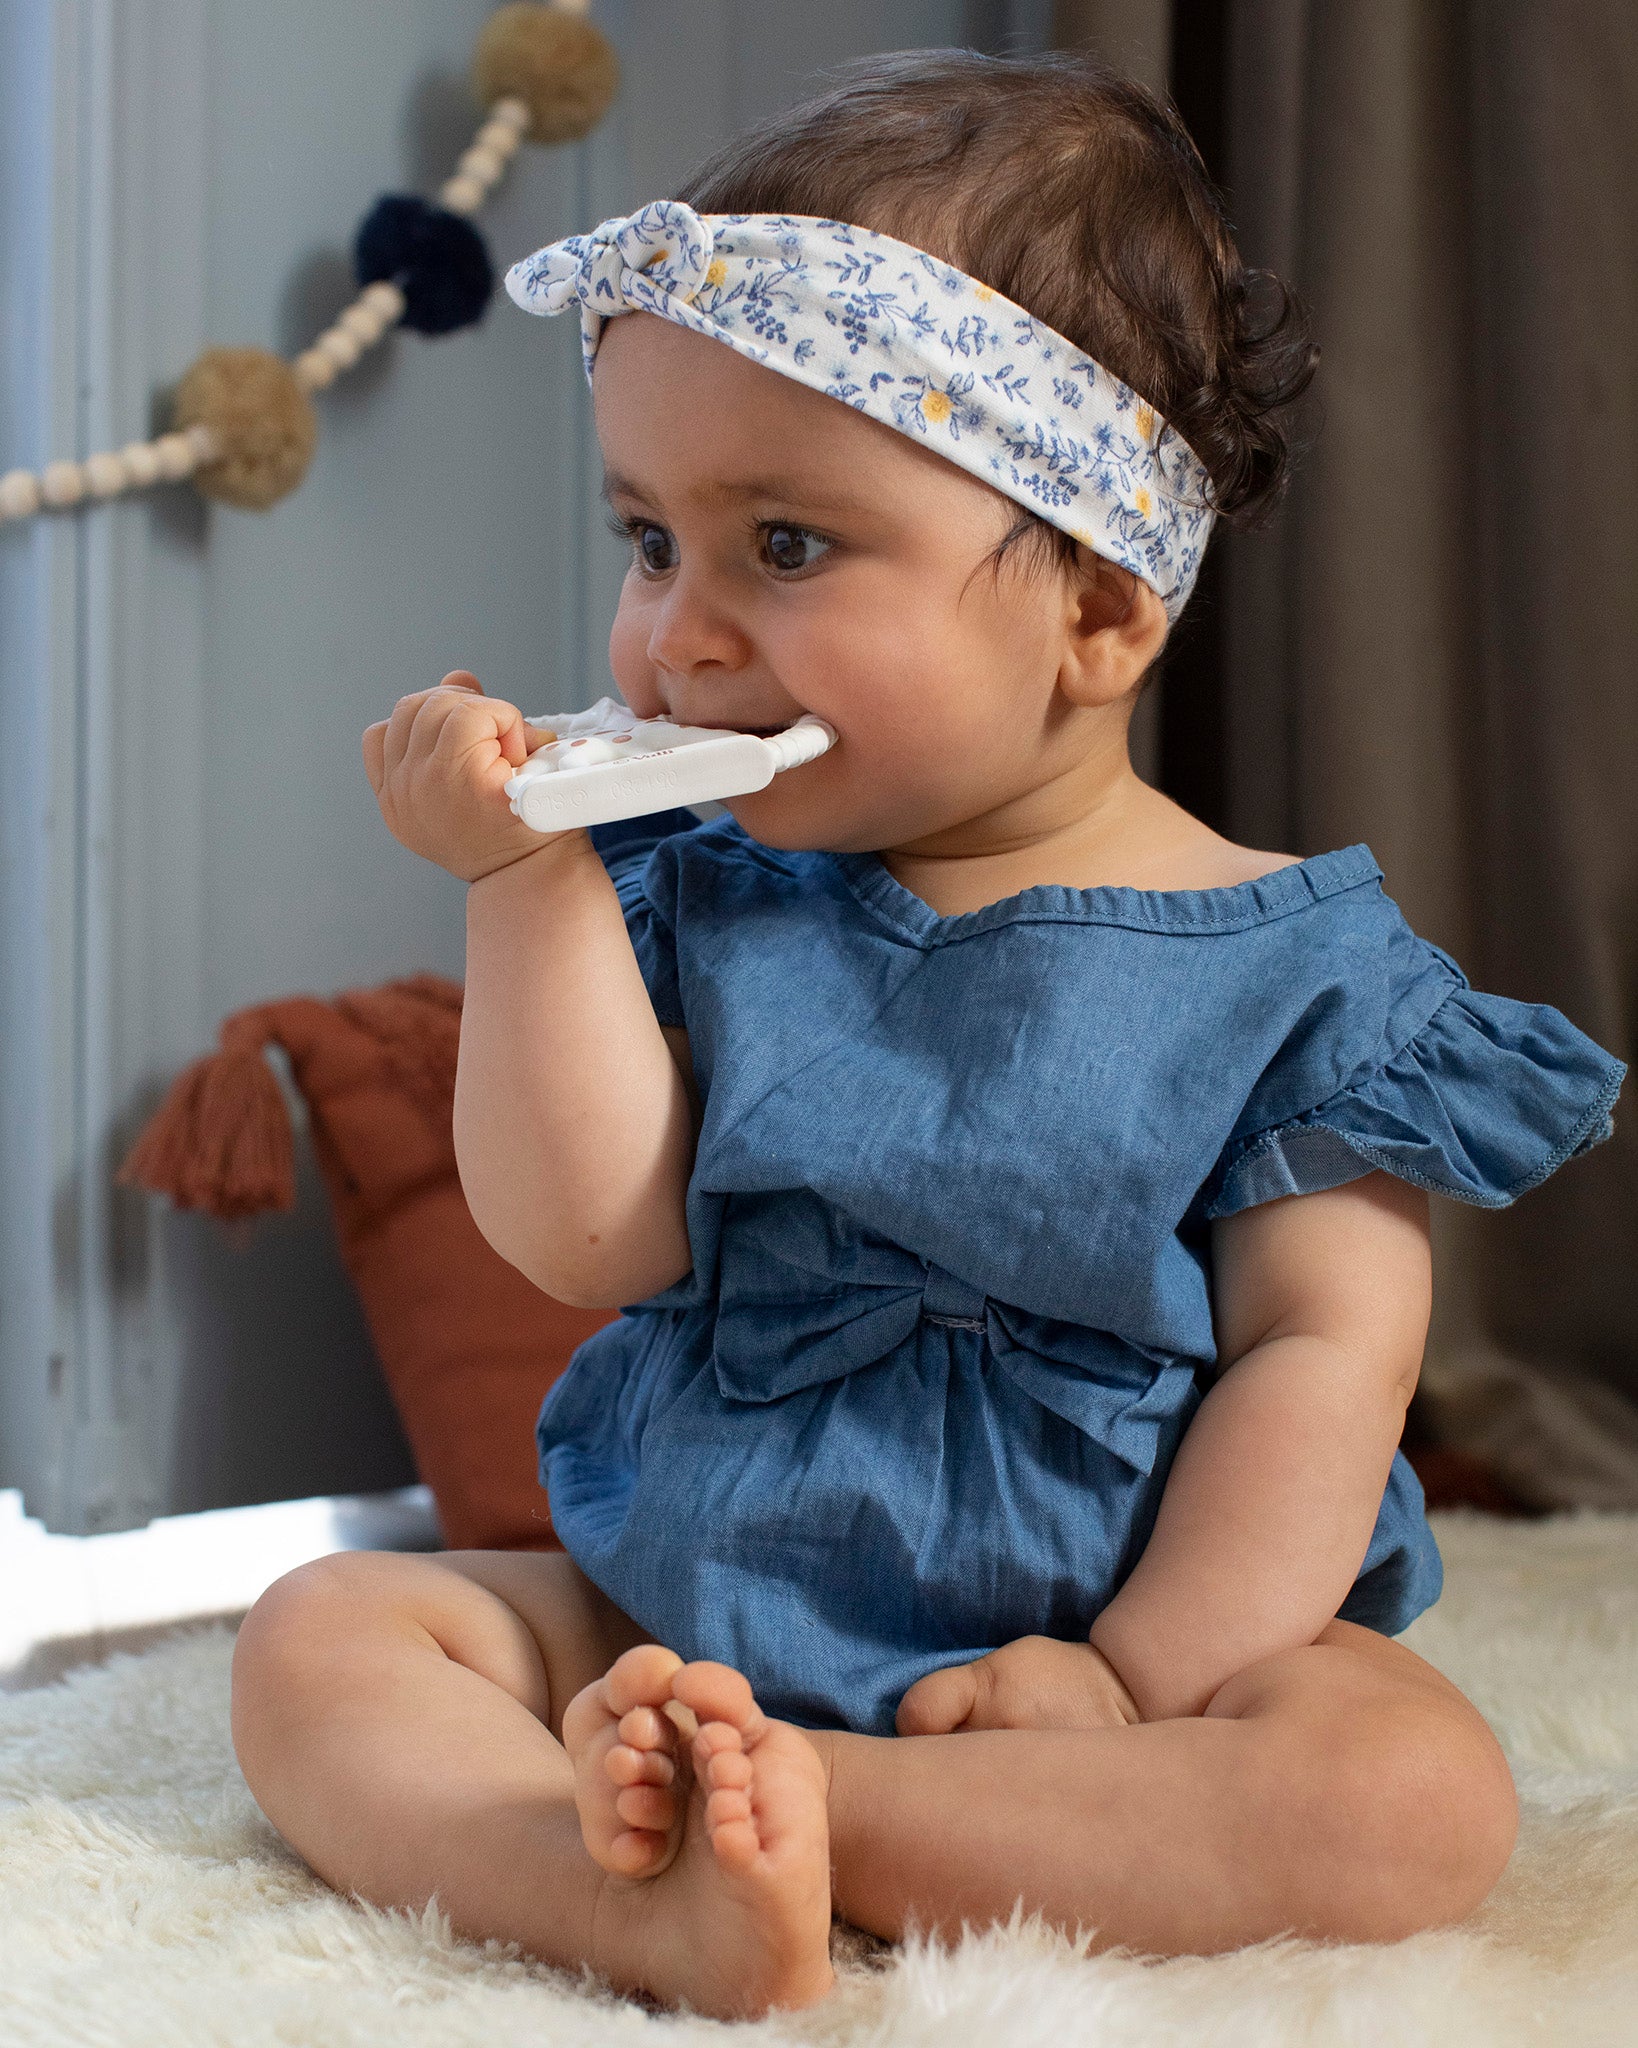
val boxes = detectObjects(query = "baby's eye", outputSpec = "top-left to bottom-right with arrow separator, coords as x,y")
759,523 -> 830,576
633,522 -> 677,575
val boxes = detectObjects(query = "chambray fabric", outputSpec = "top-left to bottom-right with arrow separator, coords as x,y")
537,812 -> 1626,1734
505,202 -> 1213,618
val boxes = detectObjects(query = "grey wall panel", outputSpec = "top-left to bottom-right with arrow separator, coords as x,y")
3,0 -> 963,1529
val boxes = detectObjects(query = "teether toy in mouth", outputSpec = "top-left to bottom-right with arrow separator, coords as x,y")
506,695 -> 836,832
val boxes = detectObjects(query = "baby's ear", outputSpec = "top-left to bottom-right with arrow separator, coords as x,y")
1058,556 -> 1168,710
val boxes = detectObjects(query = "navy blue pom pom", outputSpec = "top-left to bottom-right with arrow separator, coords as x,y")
354,195 -> 494,337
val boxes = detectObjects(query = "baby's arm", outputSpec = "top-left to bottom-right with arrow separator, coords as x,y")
1086,1170 -> 1432,1721
364,676 -> 696,1308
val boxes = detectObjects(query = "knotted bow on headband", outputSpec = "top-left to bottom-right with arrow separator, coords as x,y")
506,200 -> 1214,619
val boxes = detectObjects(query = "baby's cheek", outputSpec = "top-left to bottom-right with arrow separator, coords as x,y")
606,612 -> 661,715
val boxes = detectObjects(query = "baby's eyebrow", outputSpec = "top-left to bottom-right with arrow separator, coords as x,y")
600,468 -> 870,516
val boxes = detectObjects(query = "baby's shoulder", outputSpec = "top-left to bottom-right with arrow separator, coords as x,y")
1142,839 -> 1304,892
1098,800 -> 1304,893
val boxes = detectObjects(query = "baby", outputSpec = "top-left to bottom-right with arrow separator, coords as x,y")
231,51 -> 1625,2020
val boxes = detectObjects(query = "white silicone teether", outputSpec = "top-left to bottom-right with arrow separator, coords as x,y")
506,698 -> 836,833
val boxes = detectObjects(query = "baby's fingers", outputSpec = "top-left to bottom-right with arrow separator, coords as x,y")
895,1659 -> 978,1737
434,669 -> 531,768
427,685 -> 532,776
362,720 -> 387,795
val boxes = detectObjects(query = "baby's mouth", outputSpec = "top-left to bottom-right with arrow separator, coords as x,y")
684,717 -> 792,738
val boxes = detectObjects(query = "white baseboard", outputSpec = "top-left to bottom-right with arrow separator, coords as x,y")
0,1483 -> 442,1690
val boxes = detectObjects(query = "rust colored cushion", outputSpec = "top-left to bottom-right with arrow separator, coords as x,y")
120,976 -> 615,1550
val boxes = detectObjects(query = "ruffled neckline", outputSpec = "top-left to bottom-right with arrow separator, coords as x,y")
827,841 -> 1384,944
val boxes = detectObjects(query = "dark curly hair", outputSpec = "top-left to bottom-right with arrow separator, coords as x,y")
676,48 -> 1317,590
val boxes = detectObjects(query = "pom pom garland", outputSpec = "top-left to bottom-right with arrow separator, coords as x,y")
354,195 -> 496,338
0,5 -> 612,525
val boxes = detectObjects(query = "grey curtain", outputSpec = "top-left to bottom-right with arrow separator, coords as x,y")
1052,2 -> 1638,1504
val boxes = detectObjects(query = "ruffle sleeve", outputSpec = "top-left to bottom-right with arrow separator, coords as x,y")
1201,951 -> 1626,1221
587,808 -> 700,1030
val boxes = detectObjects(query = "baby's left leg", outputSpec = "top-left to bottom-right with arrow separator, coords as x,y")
810,1621 -> 1517,1953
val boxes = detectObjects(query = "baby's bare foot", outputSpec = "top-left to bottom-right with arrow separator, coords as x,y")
562,1647 -> 835,2017
561,1643 -> 687,1878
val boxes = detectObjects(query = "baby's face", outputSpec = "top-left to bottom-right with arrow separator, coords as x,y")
592,312 -> 1118,855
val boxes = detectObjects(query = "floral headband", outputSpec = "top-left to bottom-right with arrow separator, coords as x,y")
505,200 -> 1214,620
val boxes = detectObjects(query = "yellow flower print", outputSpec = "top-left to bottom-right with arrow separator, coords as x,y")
1134,402 -> 1156,441
1135,488 -> 1153,517
705,258 -> 727,288
639,246 -> 669,268
974,284 -> 996,302
923,389 -> 954,424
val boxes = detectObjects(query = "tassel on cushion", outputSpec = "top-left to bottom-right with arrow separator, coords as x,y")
118,1009 -> 296,1219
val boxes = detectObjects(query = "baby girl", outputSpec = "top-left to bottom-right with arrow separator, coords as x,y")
231,50 -> 1625,2020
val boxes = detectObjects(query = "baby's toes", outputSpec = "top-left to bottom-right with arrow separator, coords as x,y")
605,1717 -> 677,1791
694,1721 -> 761,1868
561,1644 -> 682,1755
614,1781 -> 678,1834
671,1659 -> 767,1743
563,1644 -> 688,1879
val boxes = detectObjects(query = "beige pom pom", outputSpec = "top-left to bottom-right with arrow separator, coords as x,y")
171,346 -> 317,510
471,3 -> 619,146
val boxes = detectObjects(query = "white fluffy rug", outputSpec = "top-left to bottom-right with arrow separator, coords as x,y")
3,1511 -> 1636,2047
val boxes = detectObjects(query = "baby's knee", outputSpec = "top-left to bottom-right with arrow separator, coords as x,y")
1300,1697 -> 1518,1939
231,1553 -> 408,1758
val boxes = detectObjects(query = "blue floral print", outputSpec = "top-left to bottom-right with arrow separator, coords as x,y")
505,200 -> 1215,619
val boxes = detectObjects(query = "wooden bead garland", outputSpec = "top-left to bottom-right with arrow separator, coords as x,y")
0,2 -> 616,525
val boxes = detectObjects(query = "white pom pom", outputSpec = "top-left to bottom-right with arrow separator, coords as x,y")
120,441 -> 163,488
0,468 -> 42,519
40,460 -> 86,507
84,450 -> 129,497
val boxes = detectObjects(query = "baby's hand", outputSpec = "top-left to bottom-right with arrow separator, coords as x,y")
895,1635 -> 1141,1736
362,672 -> 560,884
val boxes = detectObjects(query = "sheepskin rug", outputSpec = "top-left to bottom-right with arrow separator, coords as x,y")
2,1511 -> 1636,2047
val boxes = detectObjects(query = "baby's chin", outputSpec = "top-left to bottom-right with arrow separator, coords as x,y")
719,781 -> 940,858
715,788 -> 856,853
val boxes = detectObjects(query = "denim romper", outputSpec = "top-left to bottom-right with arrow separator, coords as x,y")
537,810 -> 1626,1734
